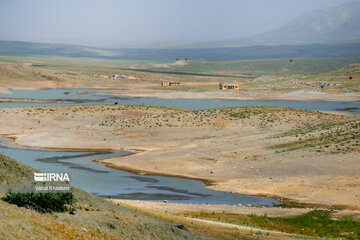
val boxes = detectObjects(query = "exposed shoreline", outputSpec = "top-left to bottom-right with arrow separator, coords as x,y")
96,158 -> 218,187
1,84 -> 359,102
103,89 -> 360,102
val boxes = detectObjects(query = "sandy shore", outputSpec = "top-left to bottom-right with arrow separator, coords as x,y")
98,88 -> 360,101
0,98 -> 56,103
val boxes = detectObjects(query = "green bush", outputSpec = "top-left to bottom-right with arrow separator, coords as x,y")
1,191 -> 76,213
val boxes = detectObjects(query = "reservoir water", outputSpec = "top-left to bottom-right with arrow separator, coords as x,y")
0,88 -> 359,112
0,137 -> 277,205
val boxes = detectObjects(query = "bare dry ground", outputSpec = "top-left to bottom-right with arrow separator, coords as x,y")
0,104 -> 359,210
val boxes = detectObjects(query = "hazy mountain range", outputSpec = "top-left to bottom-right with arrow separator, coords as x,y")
0,1 -> 359,60
78,1 -> 360,49
178,1 -> 360,48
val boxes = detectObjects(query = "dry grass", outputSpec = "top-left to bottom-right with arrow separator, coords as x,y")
89,106 -> 348,131
114,201 -> 309,240
272,120 -> 360,153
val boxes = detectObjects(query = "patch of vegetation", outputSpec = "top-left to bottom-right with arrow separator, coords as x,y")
274,200 -> 341,210
183,210 -> 360,239
118,201 -> 274,240
272,120 -> 351,138
271,120 -> 360,153
226,106 -> 282,119
1,191 -> 76,213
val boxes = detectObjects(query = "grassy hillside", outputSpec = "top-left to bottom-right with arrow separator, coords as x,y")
0,153 -> 199,240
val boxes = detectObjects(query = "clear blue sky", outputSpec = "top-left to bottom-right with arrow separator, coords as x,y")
0,0 -> 358,47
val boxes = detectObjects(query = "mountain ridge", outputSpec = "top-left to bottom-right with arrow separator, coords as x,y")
201,1 -> 360,48
142,1 -> 360,49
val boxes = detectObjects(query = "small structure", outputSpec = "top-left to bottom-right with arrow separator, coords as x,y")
161,81 -> 180,86
219,83 -> 239,90
169,81 -> 180,86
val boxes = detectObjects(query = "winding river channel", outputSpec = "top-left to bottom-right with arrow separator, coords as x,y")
0,88 -> 359,205
0,137 -> 277,205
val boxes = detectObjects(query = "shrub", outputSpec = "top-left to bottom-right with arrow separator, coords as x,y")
1,191 -> 76,213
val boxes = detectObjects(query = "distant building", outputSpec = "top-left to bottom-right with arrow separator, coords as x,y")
219,83 -> 239,90
169,81 -> 180,86
161,81 -> 180,86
